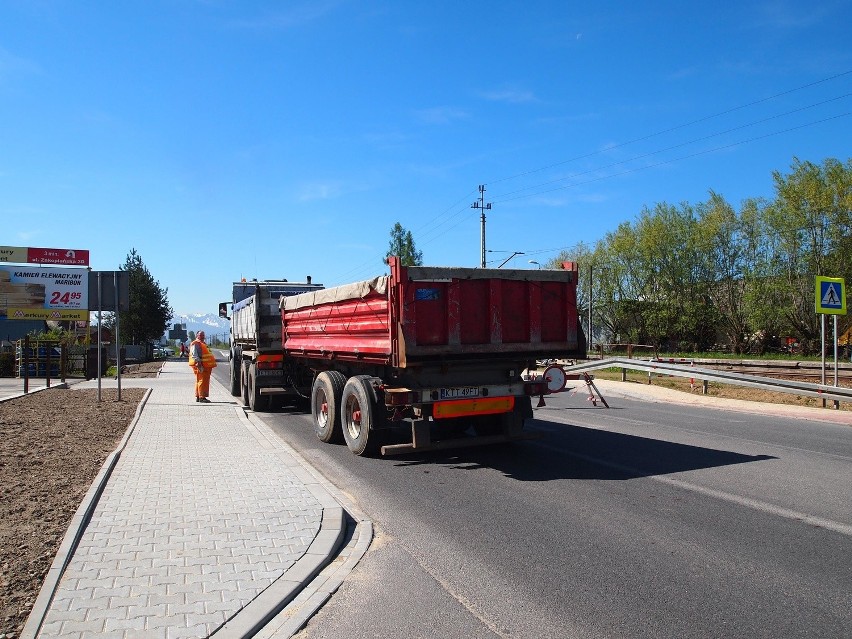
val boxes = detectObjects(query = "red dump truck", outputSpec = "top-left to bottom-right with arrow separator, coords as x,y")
277,257 -> 586,455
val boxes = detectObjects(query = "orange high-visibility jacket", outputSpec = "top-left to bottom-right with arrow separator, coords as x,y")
188,339 -> 216,368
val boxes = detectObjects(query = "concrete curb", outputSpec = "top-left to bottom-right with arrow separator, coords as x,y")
204,373 -> 373,638
212,408 -> 348,638
590,378 -> 852,425
0,381 -> 69,404
19,387 -> 153,639
241,412 -> 374,639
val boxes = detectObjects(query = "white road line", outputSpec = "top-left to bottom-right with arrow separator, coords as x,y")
536,441 -> 852,537
551,411 -> 852,462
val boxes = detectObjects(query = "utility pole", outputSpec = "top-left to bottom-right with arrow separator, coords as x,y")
471,184 -> 491,268
588,264 -> 593,356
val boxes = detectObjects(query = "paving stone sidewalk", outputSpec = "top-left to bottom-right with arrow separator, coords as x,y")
23,361 -> 346,639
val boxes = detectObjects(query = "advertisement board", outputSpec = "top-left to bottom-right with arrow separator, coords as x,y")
0,245 -> 89,266
88,270 -> 130,312
0,265 -> 89,320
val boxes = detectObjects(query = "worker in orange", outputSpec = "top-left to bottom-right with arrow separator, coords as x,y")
188,330 -> 217,403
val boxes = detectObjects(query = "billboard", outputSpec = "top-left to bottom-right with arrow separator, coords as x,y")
0,245 -> 90,266
0,265 -> 89,320
88,271 -> 130,312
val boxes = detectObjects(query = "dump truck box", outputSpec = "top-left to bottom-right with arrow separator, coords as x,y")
280,259 -> 584,368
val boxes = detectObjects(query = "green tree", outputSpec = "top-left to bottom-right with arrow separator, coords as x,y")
632,201 -> 719,350
551,242 -> 593,343
557,156 -> 850,355
594,221 -> 651,345
696,192 -> 750,352
764,158 -> 852,353
385,222 -> 423,266
113,249 -> 173,345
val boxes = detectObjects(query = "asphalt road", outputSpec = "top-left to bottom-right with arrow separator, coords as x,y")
212,365 -> 852,638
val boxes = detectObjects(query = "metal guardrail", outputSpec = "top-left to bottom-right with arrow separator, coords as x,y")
562,357 -> 852,404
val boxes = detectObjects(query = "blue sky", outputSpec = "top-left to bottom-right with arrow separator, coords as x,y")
2,1 -> 850,315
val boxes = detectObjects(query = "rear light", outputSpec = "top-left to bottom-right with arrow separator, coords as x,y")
385,389 -> 421,406
256,354 -> 283,370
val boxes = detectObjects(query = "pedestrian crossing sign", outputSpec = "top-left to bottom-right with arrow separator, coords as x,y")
815,276 -> 846,315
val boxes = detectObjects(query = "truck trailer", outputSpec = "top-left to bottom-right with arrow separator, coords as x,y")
277,257 -> 586,455
224,278 -> 324,411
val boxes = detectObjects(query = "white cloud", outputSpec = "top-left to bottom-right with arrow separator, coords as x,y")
754,0 -> 838,29
228,0 -> 343,29
413,106 -> 469,125
478,88 -> 538,104
298,181 -> 344,201
0,46 -> 41,82
16,229 -> 40,241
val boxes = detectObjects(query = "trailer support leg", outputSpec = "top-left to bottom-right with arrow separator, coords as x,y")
584,372 -> 609,408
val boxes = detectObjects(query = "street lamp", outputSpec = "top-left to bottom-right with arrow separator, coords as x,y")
496,251 -> 525,268
528,260 -> 541,269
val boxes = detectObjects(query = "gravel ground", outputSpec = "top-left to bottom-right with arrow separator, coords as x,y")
0,362 -> 158,638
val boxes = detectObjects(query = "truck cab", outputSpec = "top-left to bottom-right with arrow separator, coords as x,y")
221,278 -> 323,410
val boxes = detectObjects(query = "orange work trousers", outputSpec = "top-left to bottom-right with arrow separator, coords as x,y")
194,367 -> 213,399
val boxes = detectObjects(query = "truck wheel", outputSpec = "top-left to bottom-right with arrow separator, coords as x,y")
241,361 -> 250,406
312,371 -> 345,443
341,376 -> 382,456
248,363 -> 270,412
229,352 -> 240,397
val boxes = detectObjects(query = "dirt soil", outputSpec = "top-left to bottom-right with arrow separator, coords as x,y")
0,361 -> 159,638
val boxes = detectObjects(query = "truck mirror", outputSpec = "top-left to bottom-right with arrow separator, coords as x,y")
218,302 -> 230,320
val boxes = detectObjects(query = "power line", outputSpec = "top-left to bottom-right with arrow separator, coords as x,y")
411,76 -> 852,256
488,70 -> 852,186
326,71 -> 851,282
491,93 -> 852,203
493,112 -> 851,204
409,111 -> 851,258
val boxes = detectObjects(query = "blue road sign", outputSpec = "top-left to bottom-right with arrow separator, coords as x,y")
815,276 -> 846,315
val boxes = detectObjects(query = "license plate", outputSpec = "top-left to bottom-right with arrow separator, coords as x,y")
439,386 -> 479,399
256,370 -> 281,376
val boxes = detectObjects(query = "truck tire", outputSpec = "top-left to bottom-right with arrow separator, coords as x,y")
241,361 -> 250,406
248,363 -> 270,412
311,371 -> 346,444
341,375 -> 382,456
229,350 -> 240,397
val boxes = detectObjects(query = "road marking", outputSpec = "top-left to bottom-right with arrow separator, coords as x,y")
536,441 -> 852,537
555,411 -> 852,462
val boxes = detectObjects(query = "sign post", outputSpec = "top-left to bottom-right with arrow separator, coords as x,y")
88,270 -> 130,402
815,276 -> 847,409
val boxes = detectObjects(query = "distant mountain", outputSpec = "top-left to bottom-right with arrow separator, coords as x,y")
164,312 -> 230,342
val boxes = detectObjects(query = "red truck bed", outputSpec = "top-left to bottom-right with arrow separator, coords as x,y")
280,257 -> 584,367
